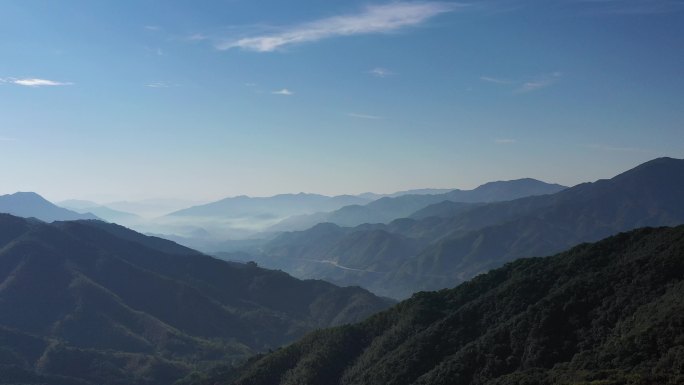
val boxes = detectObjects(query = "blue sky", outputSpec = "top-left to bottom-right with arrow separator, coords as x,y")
1,0 -> 683,202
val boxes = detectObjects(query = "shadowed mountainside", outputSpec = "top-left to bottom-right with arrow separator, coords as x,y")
193,225 -> 684,385
0,215 -> 392,385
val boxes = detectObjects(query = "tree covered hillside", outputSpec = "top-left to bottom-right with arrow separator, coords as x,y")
198,225 -> 684,385
0,215 -> 392,385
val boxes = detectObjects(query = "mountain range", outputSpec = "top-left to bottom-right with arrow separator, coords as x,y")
357,188 -> 455,200
1,157 -> 683,385
0,192 -> 98,222
146,181 -> 562,247
9,180 -> 562,253
143,193 -> 376,246
59,199 -> 141,224
268,178 -> 566,231
236,157 -> 684,298
0,215 -> 391,385
192,225 -> 684,385
167,193 -> 372,220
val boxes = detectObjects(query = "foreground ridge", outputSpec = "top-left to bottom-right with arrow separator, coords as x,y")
196,225 -> 684,385
0,214 -> 392,385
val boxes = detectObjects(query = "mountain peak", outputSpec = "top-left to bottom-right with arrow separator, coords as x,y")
611,157 -> 684,184
443,178 -> 567,202
0,191 -> 99,222
626,156 -> 682,171
474,178 -> 564,189
5,191 -> 48,200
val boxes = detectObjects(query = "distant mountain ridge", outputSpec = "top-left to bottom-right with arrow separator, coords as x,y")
198,225 -> 684,385
0,192 -> 99,222
357,188 -> 455,200
0,214 -> 392,385
241,157 -> 684,298
442,178 -> 567,201
87,181 -> 564,248
168,193 -> 372,219
59,199 -> 140,223
269,178 -> 566,231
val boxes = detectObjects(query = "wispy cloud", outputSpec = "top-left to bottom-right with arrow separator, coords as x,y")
5,78 -> 73,87
144,25 -> 161,31
480,76 -> 513,84
0,136 -> 17,142
143,45 -> 165,56
145,81 -> 175,88
515,72 -> 562,93
495,138 -> 517,144
348,112 -> 384,120
272,88 -> 294,96
479,72 -> 562,93
186,33 -> 209,42
217,2 -> 457,52
368,67 -> 396,78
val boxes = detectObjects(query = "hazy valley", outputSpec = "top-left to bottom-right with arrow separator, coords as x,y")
2,157 -> 684,384
2,2 -> 683,384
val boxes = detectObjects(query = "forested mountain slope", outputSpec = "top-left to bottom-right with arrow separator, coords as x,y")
0,215 -> 392,385
198,225 -> 684,385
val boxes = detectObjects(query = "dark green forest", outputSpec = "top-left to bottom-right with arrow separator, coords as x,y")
197,225 -> 684,385
0,215 -> 392,385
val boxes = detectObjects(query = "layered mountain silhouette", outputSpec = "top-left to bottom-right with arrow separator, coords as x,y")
240,157 -> 684,298
59,199 -> 140,224
168,193 -> 371,220
269,178 -> 566,231
193,225 -> 684,385
0,192 -> 99,222
155,194 -> 375,244
0,215 -> 392,385
106,198 -> 203,218
357,188 -> 455,200
156,181 -> 564,247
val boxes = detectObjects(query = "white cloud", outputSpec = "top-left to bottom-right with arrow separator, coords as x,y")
495,138 -> 517,144
145,25 -> 161,31
186,33 -> 209,42
478,72 -> 562,93
217,2 -> 457,52
480,76 -> 513,84
145,81 -> 172,88
515,72 -> 562,93
348,112 -> 384,120
272,88 -> 294,96
10,78 -> 73,87
0,136 -> 16,142
369,67 -> 396,78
